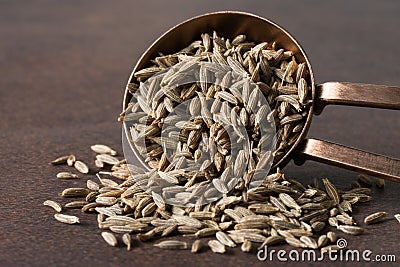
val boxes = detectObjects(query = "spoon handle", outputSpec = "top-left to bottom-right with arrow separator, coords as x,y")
294,138 -> 400,182
314,82 -> 400,115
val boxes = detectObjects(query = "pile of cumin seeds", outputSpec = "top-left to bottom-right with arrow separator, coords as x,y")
46,144 -> 393,253
44,32 -> 394,254
121,31 -> 312,172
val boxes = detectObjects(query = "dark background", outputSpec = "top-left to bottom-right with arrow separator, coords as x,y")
0,0 -> 399,266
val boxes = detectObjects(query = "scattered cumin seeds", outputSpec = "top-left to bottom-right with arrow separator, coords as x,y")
195,228 -> 218,238
54,213 -> 80,224
95,159 -> 104,168
96,196 -> 118,206
91,144 -> 117,156
258,236 -> 285,250
364,211 -> 387,225
154,240 -> 188,250
337,225 -> 364,235
87,180 -> 100,191
311,221 -> 326,232
241,239 -> 252,252
96,154 -> 120,165
326,231 -> 337,243
74,160 -> 89,174
43,200 -> 62,212
191,240 -> 202,253
101,232 -> 118,247
59,188 -> 90,197
67,154 -> 76,167
161,224 -> 177,237
122,233 -> 132,251
208,240 -> 226,253
317,235 -> 328,248
285,237 -> 307,248
56,172 -> 78,179
216,231 -> 236,247
300,236 -> 318,249
322,178 -> 340,205
50,155 -> 70,165
279,193 -> 301,211
65,201 -> 87,209
137,230 -> 156,242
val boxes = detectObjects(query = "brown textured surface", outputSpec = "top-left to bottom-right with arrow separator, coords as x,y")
0,1 -> 399,266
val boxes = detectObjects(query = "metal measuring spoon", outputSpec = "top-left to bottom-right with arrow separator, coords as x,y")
123,11 -> 400,182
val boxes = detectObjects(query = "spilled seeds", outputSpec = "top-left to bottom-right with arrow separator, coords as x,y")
43,200 -> 62,212
44,31 -> 393,255
364,212 -> 387,225
54,213 -> 80,224
394,214 -> 400,224
101,232 -> 118,247
45,145 -> 393,255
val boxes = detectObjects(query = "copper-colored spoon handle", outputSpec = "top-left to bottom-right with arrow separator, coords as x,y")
295,82 -> 400,181
294,139 -> 400,182
314,82 -> 400,115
